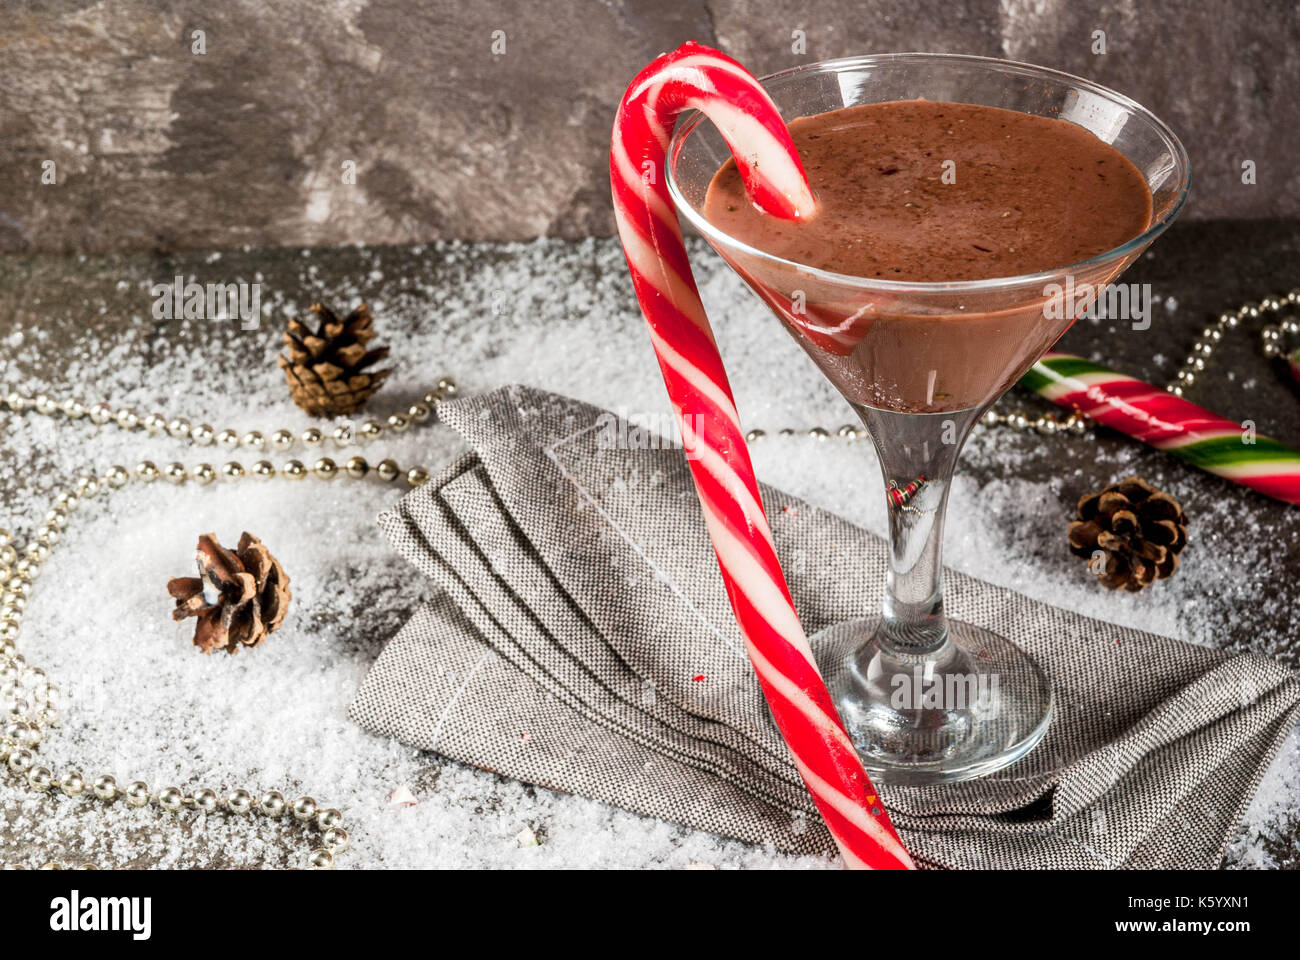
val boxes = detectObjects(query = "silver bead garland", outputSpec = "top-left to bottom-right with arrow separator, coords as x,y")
0,378 -> 457,870
3,377 -> 458,457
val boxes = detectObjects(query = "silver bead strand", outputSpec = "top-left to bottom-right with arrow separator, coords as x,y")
1164,292 -> 1299,386
10,378 -> 460,457
1257,289 -> 1300,361
0,449 -> 390,869
0,376 -> 461,869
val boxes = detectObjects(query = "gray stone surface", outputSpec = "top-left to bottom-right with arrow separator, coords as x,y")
0,0 -> 1296,254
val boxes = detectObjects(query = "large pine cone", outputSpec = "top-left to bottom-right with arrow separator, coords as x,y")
167,533 -> 291,654
278,302 -> 390,416
1067,476 -> 1188,592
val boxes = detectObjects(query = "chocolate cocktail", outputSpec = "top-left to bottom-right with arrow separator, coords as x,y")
669,54 -> 1189,784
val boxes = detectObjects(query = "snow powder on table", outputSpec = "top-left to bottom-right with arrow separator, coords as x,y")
0,238 -> 1293,868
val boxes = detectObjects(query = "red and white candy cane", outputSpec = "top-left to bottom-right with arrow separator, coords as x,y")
610,42 -> 914,870
1022,352 -> 1300,505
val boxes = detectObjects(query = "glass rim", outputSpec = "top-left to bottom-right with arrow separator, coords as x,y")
667,51 -> 1192,294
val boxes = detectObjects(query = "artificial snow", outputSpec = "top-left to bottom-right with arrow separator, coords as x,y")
0,237 -> 1293,869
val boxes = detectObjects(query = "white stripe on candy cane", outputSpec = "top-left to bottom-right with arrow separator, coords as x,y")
686,99 -> 816,215
644,327 -> 744,435
1151,427 -> 1250,449
789,752 -> 915,869
698,502 -> 815,666
657,53 -> 765,95
611,202 -> 705,327
638,52 -> 814,217
1033,370 -> 1142,402
685,437 -> 777,546
743,638 -> 853,754
611,136 -> 677,230
1186,457 -> 1300,478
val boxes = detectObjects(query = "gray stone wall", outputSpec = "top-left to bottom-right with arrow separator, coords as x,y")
0,0 -> 1295,254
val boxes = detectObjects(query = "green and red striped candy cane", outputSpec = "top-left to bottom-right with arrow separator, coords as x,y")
1022,352 -> 1300,505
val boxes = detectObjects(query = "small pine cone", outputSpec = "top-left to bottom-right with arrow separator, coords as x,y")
167,533 -> 291,653
278,302 -> 391,416
1067,476 -> 1188,592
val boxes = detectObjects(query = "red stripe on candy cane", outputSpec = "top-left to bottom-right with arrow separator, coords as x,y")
611,41 -> 914,870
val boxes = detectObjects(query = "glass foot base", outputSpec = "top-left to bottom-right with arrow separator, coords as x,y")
818,618 -> 1053,786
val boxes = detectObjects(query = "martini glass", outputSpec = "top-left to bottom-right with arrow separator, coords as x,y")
668,54 -> 1189,784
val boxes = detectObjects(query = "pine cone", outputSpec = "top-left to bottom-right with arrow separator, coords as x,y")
167,533 -> 291,654
1067,476 -> 1188,592
278,302 -> 391,416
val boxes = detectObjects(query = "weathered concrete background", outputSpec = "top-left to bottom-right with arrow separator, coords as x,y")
0,0 -> 1296,254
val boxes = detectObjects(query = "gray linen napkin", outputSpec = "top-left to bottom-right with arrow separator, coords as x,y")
350,385 -> 1300,869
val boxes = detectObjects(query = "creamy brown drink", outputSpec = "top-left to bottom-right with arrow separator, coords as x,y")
702,100 -> 1153,411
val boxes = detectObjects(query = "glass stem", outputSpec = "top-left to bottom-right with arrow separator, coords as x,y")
856,405 -> 982,659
